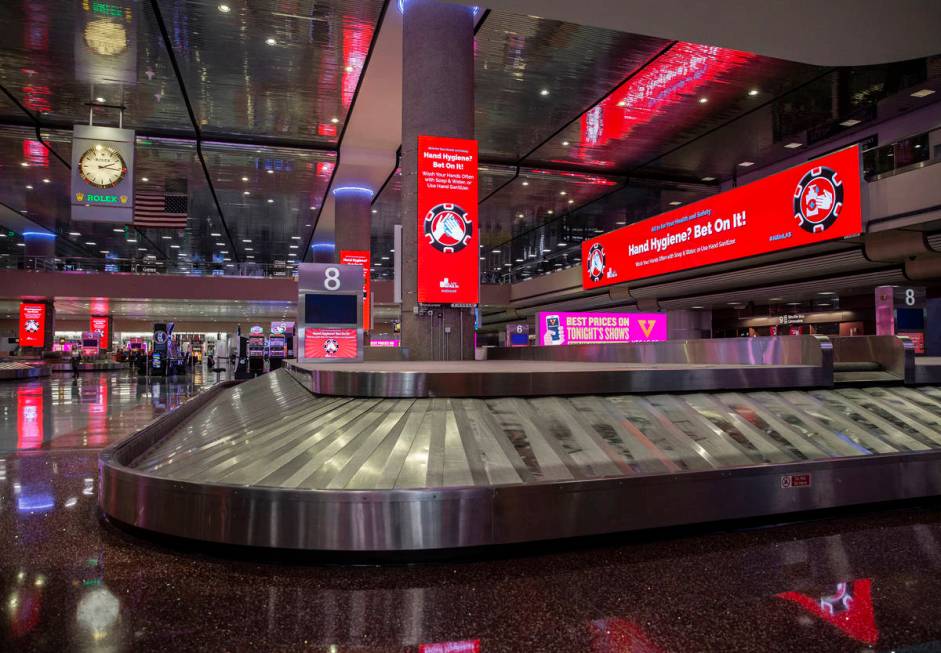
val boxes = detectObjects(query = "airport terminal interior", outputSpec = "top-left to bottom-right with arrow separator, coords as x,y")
3,0 -> 941,650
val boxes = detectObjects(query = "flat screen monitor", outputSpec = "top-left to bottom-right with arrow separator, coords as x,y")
304,294 -> 358,326
82,339 -> 98,348
896,308 -> 925,330
509,333 -> 529,346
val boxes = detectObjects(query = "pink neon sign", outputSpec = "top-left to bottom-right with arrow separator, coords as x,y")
537,312 -> 667,346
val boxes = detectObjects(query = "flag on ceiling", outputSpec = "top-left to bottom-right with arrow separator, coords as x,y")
133,179 -> 188,229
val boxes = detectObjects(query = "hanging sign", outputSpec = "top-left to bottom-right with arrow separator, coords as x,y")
582,145 -> 863,289
19,303 -> 46,348
417,135 -> 479,305
70,124 -> 135,224
340,250 -> 371,331
537,311 -> 667,346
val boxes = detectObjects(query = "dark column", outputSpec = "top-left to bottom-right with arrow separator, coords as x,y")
24,233 -> 55,259
400,0 -> 476,361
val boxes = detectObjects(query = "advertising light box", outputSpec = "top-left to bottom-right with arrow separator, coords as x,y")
340,250 -> 370,330
304,328 -> 359,359
537,312 -> 667,346
417,135 -> 479,305
582,145 -> 863,289
90,316 -> 109,346
19,303 -> 46,348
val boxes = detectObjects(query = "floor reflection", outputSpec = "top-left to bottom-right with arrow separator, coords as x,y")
2,370 -> 941,651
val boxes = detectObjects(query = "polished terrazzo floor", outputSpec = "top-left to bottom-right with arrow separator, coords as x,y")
4,371 -> 941,651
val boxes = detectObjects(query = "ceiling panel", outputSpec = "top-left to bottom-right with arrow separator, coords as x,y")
158,0 -> 384,144
474,12 -> 669,162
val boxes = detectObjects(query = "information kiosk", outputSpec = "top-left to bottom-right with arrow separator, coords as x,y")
297,263 -> 364,363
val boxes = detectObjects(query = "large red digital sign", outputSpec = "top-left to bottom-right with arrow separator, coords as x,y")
340,250 -> 370,331
304,328 -> 359,360
417,135 -> 479,305
582,145 -> 863,289
90,316 -> 109,348
18,303 -> 46,348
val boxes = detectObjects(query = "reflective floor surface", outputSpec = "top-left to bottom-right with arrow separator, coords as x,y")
4,371 -> 941,651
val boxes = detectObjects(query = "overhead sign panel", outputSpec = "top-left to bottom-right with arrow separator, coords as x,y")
417,135 -> 479,305
538,311 -> 667,346
70,124 -> 135,224
19,303 -> 46,348
582,145 -> 863,289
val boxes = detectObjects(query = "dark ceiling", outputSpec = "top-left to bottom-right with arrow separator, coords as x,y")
0,0 -> 937,284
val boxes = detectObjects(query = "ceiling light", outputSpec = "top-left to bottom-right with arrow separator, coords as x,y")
784,142 -> 802,149
911,89 -> 935,98
542,248 -> 551,253
668,201 -> 682,206
161,235 -> 172,239
371,209 -> 378,214
698,97 -> 708,104
95,96 -> 105,103
291,236 -> 301,240
243,191 -> 250,195
491,249 -> 500,254
559,191 -> 567,196
215,242 -> 225,246
69,231 -> 81,236
547,210 -> 554,215
330,117 -> 339,124
839,119 -> 861,127
267,199 -> 274,203
701,176 -> 715,182
748,89 -> 759,96
539,89 -> 549,96
127,239 -> 137,243
266,169 -> 274,174
99,250 -> 109,254
210,232 -> 222,237
265,37 -> 277,46
25,185 -> 32,190
521,181 -> 529,186
737,161 -> 755,167
16,243 -> 24,247
246,255 -> 255,259
244,247 -> 253,251
557,242 -> 567,247
768,297 -> 784,302
787,302 -> 802,306
615,221 -> 626,225
289,245 -> 298,249
138,247 -> 147,251
242,239 -> 252,243
42,178 -> 50,184
345,65 -> 354,73
561,141 -> 569,146
218,3 -> 230,13
516,213 -> 524,218
617,100 -> 626,107
20,162 -> 28,167
170,245 -> 180,249
818,291 -> 837,295
568,199 -> 574,204
691,305 -> 704,309
381,256 -> 390,260
112,228 -> 123,233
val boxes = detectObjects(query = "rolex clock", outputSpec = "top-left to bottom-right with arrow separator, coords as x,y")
78,144 -> 127,189
70,124 -> 135,224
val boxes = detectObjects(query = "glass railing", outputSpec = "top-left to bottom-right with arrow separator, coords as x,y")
0,255 -> 299,279
863,127 -> 939,181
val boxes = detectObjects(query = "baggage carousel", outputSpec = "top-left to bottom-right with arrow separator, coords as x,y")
98,335 -> 941,552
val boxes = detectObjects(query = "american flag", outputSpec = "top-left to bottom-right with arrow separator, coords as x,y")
134,182 -> 188,229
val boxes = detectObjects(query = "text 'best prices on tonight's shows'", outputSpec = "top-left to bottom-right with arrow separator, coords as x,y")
582,145 -> 863,289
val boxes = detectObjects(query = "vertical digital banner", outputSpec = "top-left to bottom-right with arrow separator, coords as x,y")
339,250 -> 371,331
90,316 -> 109,347
19,303 -> 46,348
417,135 -> 479,304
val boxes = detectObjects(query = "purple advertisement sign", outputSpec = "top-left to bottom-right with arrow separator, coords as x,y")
370,339 -> 400,347
537,311 -> 667,346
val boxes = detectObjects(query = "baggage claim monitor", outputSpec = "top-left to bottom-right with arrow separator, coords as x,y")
297,263 -> 364,363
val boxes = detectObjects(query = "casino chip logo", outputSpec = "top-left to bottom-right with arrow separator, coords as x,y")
424,203 -> 472,253
24,320 -> 39,333
794,166 -> 843,234
323,339 -> 340,355
586,242 -> 606,282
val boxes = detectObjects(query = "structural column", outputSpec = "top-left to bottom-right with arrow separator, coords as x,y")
333,186 -> 374,336
401,0 -> 476,360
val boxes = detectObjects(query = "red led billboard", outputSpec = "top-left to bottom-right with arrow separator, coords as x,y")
339,250 -> 370,331
417,135 -> 479,305
582,145 -> 863,289
18,303 -> 46,348
90,316 -> 109,347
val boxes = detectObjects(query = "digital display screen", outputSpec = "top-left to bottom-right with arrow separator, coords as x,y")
82,339 -> 98,348
510,333 -> 529,346
896,308 -> 925,330
305,294 -> 358,325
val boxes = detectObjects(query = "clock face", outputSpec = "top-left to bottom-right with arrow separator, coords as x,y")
78,145 -> 127,189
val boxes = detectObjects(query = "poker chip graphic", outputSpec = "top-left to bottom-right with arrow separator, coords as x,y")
794,166 -> 843,234
323,339 -> 340,355
586,242 -> 606,282
24,320 -> 39,333
424,203 -> 472,253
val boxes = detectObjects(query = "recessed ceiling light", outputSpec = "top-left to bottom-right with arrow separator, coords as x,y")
289,245 -> 299,249
42,178 -> 50,183
818,291 -> 837,295
243,190 -> 250,195
516,212 -> 524,218
615,221 -> 626,225
16,243 -> 25,247
345,65 -> 354,73
20,162 -> 28,167
737,161 -> 755,167
668,201 -> 682,206
559,191 -> 567,196
95,96 -> 105,103
242,239 -> 251,243
330,117 -> 339,124
267,199 -> 274,203
138,247 -> 147,251
690,305 -> 704,309
768,297 -> 784,302
521,181 -> 529,186
617,100 -> 626,107
99,250 -> 109,254
698,97 -> 708,104
170,245 -> 180,249
911,89 -> 935,98
266,169 -> 274,174
547,210 -> 554,215
748,89 -> 759,96
215,242 -> 225,246
784,142 -> 802,149
371,209 -> 377,214
25,185 -> 32,190
112,228 -> 123,233
210,232 -> 221,237
542,248 -> 552,253
491,249 -> 500,254
69,231 -> 81,236
246,255 -> 255,259
539,89 -> 549,96
127,239 -> 137,243
568,199 -> 574,204
787,301 -> 802,306
244,247 -> 253,251
839,119 -> 861,127
161,235 -> 172,239
557,242 -> 567,247
561,140 -> 570,146
701,176 -> 716,182
265,37 -> 277,46
218,3 -> 230,13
